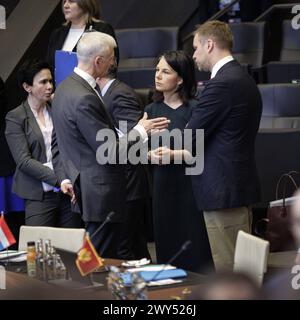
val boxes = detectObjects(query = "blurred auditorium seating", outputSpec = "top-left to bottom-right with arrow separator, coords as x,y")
267,61 -> 300,83
230,22 -> 267,68
134,88 -> 153,110
266,20 -> 300,83
255,82 -> 300,207
279,20 -> 300,62
230,21 -> 267,82
116,27 -> 179,89
255,129 -> 300,208
258,83 -> 300,129
116,27 -> 178,68
118,68 -> 155,90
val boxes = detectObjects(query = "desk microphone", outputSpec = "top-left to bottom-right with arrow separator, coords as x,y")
89,211 -> 115,240
148,240 -> 192,283
167,240 -> 192,266
132,240 -> 192,298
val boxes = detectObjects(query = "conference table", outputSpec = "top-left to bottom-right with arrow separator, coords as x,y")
0,259 -> 205,300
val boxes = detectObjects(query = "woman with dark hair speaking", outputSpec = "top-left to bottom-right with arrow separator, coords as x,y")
146,51 -> 213,273
5,61 -> 81,227
47,0 -> 118,70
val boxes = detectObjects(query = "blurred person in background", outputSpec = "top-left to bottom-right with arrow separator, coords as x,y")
190,272 -> 261,300
47,0 -> 118,71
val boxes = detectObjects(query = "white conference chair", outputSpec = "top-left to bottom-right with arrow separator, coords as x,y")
18,226 -> 86,253
233,230 -> 270,287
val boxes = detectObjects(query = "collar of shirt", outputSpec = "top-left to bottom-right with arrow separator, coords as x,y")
30,105 -> 50,123
210,55 -> 234,79
101,79 -> 116,97
29,105 -> 53,164
74,67 -> 97,90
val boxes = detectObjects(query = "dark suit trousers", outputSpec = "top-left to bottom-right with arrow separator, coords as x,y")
118,199 -> 151,260
85,221 -> 122,259
25,192 -> 82,227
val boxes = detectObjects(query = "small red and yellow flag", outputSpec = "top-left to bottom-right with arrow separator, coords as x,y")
76,234 -> 104,276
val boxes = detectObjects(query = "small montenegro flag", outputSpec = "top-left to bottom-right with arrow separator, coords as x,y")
76,234 -> 104,276
0,213 -> 16,251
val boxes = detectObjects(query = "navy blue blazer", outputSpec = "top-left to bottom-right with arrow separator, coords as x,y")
187,60 -> 262,211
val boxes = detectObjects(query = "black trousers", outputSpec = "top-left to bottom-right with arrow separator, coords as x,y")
117,199 -> 151,260
25,192 -> 82,228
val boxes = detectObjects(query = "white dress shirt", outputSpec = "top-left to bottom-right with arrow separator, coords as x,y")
30,106 -> 54,192
62,27 -> 85,52
74,67 -> 98,93
101,79 -> 115,97
210,55 -> 234,79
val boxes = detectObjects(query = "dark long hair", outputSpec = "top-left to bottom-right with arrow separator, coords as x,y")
153,50 -> 196,103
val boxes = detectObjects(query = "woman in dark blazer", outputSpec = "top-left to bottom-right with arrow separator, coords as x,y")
5,60 -> 81,227
46,0 -> 119,70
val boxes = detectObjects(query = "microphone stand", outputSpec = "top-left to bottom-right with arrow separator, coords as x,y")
147,240 -> 192,283
89,212 -> 115,240
88,212 -> 115,277
131,240 -> 192,299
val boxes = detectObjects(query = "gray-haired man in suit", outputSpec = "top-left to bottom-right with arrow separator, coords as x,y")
51,31 -> 169,258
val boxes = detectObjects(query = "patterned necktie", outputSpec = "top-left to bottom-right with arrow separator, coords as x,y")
94,84 -> 103,99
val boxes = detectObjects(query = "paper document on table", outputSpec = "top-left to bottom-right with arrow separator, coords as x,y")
147,279 -> 183,286
0,250 -> 27,262
3,255 -> 27,262
122,258 -> 150,268
126,264 -> 176,273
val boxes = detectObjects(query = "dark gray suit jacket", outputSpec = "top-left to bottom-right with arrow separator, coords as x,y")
51,72 -> 128,223
5,101 -> 58,200
102,79 -> 148,201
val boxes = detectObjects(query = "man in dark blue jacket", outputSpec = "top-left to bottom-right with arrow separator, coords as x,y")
152,21 -> 262,271
189,20 -> 262,271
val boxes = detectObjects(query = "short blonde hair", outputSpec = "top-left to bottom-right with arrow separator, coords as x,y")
195,20 -> 233,51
